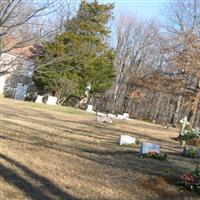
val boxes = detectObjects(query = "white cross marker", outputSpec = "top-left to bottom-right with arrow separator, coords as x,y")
179,116 -> 190,136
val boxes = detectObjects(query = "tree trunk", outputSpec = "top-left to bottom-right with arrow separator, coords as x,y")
172,95 -> 182,126
188,80 -> 200,127
153,92 -> 162,121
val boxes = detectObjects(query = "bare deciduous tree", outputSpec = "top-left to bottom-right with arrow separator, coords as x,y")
163,0 -> 200,125
0,0 -> 72,73
106,15 -> 163,113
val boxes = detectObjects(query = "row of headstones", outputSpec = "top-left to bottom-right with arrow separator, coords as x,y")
35,95 -> 58,105
120,135 -> 160,154
93,110 -> 130,123
120,135 -> 200,158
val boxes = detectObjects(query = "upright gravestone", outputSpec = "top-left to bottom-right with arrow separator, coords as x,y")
117,113 -> 129,120
35,95 -> 43,103
123,113 -> 129,119
108,113 -> 116,118
119,135 -> 136,145
140,143 -> 160,155
86,104 -> 94,112
179,117 -> 190,136
96,116 -> 112,123
86,97 -> 95,113
46,96 -> 57,105
117,114 -> 125,120
96,112 -> 105,117
14,83 -> 28,101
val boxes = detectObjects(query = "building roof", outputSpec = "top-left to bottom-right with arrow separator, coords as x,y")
10,44 -> 43,59
4,36 -> 43,59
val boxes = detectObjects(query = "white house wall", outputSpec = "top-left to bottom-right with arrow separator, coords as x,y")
0,53 -> 35,95
0,74 -> 10,94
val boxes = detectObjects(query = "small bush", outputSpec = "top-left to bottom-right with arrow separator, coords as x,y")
188,147 -> 198,158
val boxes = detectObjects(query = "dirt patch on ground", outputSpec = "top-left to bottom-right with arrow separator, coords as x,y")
140,176 -> 175,194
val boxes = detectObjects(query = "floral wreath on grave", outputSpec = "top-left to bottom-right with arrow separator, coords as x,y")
177,165 -> 200,193
179,131 -> 200,141
141,151 -> 167,161
180,132 -> 200,148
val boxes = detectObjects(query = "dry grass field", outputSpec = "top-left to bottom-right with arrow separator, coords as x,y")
0,98 -> 200,200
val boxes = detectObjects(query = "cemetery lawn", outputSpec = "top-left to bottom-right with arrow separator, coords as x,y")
1,98 -> 200,200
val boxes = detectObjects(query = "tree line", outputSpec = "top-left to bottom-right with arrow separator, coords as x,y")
94,0 -> 200,128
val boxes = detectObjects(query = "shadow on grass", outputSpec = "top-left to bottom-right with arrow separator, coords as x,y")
2,106 -> 200,200
0,153 -> 81,200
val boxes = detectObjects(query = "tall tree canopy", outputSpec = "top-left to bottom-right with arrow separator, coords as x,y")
34,0 -> 115,104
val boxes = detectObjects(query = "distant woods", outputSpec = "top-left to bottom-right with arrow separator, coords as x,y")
93,0 -> 200,128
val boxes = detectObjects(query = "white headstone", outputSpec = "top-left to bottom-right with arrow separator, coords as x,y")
14,83 -> 28,100
96,116 -> 112,123
117,114 -> 129,120
123,113 -> 129,119
117,114 -> 125,120
119,135 -> 136,145
96,112 -> 106,117
179,116 -> 190,136
35,95 -> 43,103
46,96 -> 57,105
86,104 -> 94,112
140,143 -> 160,155
108,113 -> 116,118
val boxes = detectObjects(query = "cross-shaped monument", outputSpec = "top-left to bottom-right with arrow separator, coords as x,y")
179,116 -> 190,136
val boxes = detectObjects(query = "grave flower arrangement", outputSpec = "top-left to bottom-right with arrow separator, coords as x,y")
179,132 -> 200,141
179,131 -> 200,148
178,166 -> 200,193
141,151 -> 167,161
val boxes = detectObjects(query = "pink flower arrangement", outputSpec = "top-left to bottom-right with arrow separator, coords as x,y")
180,173 -> 196,185
178,166 -> 200,193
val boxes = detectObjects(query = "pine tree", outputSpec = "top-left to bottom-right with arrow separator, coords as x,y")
34,0 -> 115,104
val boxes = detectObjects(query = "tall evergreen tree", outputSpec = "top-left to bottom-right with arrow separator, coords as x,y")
34,0 -> 115,104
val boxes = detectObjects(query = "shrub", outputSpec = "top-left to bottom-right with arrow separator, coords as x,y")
188,147 -> 198,158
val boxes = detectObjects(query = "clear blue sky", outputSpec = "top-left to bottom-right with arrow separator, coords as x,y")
69,0 -> 171,46
98,0 -> 170,20
72,0 -> 170,20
